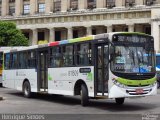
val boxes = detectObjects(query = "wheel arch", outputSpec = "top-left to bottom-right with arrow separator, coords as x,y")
74,79 -> 88,95
22,78 -> 30,90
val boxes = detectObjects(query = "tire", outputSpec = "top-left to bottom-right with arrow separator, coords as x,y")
0,83 -> 2,87
23,81 -> 32,98
81,84 -> 89,106
115,98 -> 125,105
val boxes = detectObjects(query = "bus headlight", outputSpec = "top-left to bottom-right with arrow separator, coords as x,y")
112,78 -> 126,88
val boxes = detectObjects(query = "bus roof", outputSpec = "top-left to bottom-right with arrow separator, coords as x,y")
3,32 -> 152,53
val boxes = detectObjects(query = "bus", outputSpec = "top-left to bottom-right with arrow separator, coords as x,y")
2,32 -> 157,106
156,53 -> 160,88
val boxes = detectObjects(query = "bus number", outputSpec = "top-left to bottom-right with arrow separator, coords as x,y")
68,70 -> 78,76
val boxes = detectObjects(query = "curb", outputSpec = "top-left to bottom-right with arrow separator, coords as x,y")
0,97 -> 3,100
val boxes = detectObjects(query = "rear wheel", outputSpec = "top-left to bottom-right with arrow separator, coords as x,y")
115,98 -> 125,105
81,84 -> 89,106
23,81 -> 32,98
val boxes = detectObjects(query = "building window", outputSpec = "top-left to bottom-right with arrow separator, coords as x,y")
23,4 -> 30,15
106,0 -> 115,8
54,0 -> 61,12
9,0 -> 15,3
9,6 -> 15,16
38,3 -> 45,13
87,0 -> 96,9
70,0 -> 78,10
146,0 -> 155,5
125,0 -> 135,7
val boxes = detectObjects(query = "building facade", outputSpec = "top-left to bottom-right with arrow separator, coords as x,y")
0,0 -> 160,52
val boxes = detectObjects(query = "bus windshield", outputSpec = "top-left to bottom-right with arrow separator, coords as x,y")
111,35 -> 155,74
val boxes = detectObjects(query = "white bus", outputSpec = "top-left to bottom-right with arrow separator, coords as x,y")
2,32 -> 157,106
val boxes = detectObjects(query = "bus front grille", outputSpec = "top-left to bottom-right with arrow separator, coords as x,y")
126,88 -> 152,95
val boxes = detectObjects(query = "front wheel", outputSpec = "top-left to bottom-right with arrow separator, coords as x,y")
23,81 -> 32,98
115,98 -> 125,105
81,84 -> 89,106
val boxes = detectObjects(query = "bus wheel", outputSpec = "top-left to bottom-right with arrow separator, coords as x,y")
115,98 -> 125,105
81,84 -> 89,106
23,81 -> 31,98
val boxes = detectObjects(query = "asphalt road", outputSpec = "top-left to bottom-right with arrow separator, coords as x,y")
0,87 -> 160,120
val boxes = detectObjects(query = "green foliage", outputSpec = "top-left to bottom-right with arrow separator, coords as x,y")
0,21 -> 28,46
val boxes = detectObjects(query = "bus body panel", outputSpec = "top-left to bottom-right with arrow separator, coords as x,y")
108,72 -> 157,98
109,83 -> 157,98
3,69 -> 37,92
48,67 -> 94,97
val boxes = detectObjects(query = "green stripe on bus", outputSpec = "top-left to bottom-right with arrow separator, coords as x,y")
120,32 -> 150,36
116,77 -> 156,86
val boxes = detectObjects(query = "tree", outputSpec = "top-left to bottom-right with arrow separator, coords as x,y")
0,21 -> 28,46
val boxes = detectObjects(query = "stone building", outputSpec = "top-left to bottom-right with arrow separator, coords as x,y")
0,0 -> 160,52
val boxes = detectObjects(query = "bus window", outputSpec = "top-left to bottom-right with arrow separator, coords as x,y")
50,47 -> 62,67
77,43 -> 91,65
4,53 -> 10,69
10,53 -> 18,69
27,51 -> 36,68
19,52 -> 27,69
63,45 -> 73,66
0,52 -> 3,75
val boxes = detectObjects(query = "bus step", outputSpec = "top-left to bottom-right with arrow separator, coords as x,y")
38,91 -> 48,94
94,96 -> 108,99
40,89 -> 48,92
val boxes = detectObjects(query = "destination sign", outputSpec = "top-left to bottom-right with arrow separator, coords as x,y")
113,34 -> 153,43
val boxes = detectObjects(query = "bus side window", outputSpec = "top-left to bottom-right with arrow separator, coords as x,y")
63,45 -> 73,67
50,47 -> 62,67
4,53 -> 10,69
77,43 -> 91,65
27,51 -> 36,68
10,53 -> 18,69
19,52 -> 27,69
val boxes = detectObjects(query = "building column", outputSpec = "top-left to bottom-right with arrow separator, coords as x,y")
157,0 -> 160,4
31,29 -> 38,45
61,0 -> 68,12
79,0 -> 87,10
30,0 -> 37,15
86,26 -> 92,36
2,0 -> 9,16
152,22 -> 160,52
106,25 -> 113,33
44,30 -> 49,42
15,0 -> 23,16
67,27 -> 73,39
49,28 -> 55,42
128,24 -> 134,32
97,0 -> 105,8
45,0 -> 52,13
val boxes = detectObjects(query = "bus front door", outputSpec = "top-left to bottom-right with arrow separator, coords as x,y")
95,43 -> 109,96
38,50 -> 48,92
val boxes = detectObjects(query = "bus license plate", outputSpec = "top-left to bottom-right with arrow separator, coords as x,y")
136,89 -> 144,94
